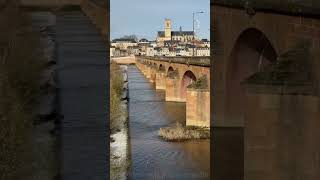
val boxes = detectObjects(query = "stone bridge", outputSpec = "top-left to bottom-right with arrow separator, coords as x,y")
212,1 -> 320,179
136,56 -> 210,127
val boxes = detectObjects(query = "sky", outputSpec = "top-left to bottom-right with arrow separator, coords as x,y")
110,0 -> 210,41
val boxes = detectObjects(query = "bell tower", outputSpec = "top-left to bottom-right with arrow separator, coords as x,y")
164,18 -> 171,39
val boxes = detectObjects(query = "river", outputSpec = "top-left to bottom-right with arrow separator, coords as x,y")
127,65 -> 210,180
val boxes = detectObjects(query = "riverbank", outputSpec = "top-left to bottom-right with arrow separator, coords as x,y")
110,64 -> 130,180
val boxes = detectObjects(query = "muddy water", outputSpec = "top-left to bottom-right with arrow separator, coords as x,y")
127,65 -> 210,180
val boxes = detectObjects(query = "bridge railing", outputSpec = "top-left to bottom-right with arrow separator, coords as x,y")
136,56 -> 210,67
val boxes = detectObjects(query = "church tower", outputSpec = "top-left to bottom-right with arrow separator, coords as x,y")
164,19 -> 171,40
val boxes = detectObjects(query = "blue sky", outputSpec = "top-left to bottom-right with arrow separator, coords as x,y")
110,0 -> 210,41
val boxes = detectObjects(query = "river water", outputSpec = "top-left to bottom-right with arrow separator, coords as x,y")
127,65 -> 210,180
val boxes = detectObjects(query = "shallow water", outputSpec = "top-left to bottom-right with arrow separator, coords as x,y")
127,65 -> 210,180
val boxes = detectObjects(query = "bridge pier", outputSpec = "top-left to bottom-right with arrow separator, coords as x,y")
145,65 -> 152,79
165,77 -> 183,102
149,67 -> 156,83
155,71 -> 166,90
142,64 -> 148,77
186,89 -> 210,127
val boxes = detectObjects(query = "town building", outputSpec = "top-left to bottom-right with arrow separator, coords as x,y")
196,47 -> 210,56
127,46 -> 140,55
146,47 -> 156,57
156,19 -> 196,46
201,39 -> 210,48
111,38 -> 138,50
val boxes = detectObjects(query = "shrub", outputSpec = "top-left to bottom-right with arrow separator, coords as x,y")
159,122 -> 210,141
110,63 -> 124,132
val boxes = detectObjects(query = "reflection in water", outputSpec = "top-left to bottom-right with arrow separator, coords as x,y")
127,66 -> 210,180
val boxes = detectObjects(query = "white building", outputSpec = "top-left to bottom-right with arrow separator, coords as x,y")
110,47 -> 115,57
111,39 -> 138,50
201,39 -> 210,48
146,47 -> 156,57
196,47 -> 210,56
168,51 -> 177,57
127,46 -> 140,55
160,47 -> 170,56
149,41 -> 157,48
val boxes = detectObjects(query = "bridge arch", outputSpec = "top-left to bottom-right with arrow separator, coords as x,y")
167,66 -> 174,75
225,28 -> 278,125
159,64 -> 165,72
181,70 -> 197,100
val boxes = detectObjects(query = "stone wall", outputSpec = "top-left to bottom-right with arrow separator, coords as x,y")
186,89 -> 210,127
244,85 -> 320,180
212,4 -> 320,127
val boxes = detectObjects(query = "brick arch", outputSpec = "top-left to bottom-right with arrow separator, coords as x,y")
180,70 -> 197,101
225,28 -> 278,125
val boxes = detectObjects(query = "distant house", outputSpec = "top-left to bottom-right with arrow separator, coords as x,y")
149,41 -> 157,48
196,47 -> 210,56
112,47 -> 121,57
111,38 -> 138,50
110,46 -> 115,57
127,46 -> 140,55
146,47 -> 156,57
201,39 -> 210,48
138,38 -> 149,45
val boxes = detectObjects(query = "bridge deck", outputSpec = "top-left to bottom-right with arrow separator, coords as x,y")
56,11 -> 108,179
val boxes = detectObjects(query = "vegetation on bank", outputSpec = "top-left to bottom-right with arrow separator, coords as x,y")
110,63 -> 124,133
0,1 -> 45,179
110,63 -> 129,180
159,123 -> 210,141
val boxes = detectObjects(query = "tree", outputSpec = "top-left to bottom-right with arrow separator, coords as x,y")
120,34 -> 138,42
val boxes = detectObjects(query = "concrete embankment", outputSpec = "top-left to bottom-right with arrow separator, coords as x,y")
110,65 -> 130,180
112,56 -> 136,65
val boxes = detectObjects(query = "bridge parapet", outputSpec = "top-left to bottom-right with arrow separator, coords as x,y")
136,56 -> 210,67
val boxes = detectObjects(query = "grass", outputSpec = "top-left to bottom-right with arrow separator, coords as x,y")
110,63 -> 124,133
0,1 -> 45,179
159,123 -> 210,141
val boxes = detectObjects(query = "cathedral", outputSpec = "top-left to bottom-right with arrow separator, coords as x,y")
156,19 -> 196,46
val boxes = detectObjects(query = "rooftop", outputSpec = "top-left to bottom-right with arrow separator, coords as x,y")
158,31 -> 195,37
139,38 -> 149,42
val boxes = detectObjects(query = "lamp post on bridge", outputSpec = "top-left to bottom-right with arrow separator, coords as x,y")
192,11 -> 204,56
